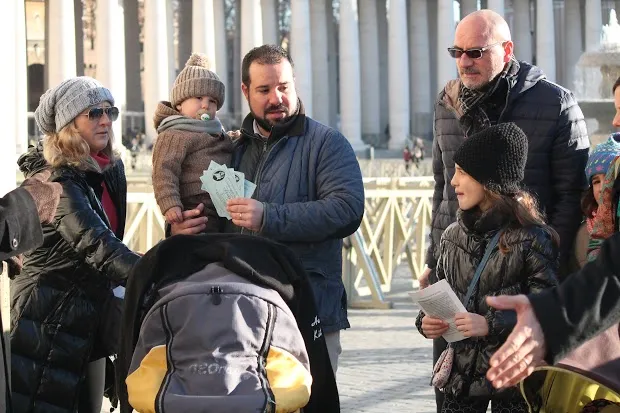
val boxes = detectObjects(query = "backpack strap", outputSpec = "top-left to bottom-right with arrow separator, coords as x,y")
462,230 -> 502,308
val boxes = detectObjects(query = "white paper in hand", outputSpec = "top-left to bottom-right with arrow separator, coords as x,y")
409,279 -> 467,342
243,179 -> 256,198
200,163 -> 238,219
230,169 -> 245,197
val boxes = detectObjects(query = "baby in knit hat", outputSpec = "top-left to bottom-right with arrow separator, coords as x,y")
152,53 -> 233,231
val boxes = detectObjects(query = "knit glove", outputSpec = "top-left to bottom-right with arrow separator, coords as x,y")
21,170 -> 63,224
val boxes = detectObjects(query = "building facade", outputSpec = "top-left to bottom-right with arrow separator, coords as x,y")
7,0 -> 619,176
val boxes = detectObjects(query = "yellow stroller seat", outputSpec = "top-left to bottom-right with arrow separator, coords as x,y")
520,364 -> 620,413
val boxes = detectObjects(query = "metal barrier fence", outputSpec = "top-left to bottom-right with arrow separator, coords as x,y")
123,177 -> 434,309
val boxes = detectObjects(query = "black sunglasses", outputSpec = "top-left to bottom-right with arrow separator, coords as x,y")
447,42 -> 504,59
79,107 -> 119,122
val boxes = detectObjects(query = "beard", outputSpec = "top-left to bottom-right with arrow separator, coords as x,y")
249,100 -> 298,131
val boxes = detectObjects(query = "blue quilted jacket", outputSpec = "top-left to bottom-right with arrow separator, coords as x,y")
229,104 -> 365,333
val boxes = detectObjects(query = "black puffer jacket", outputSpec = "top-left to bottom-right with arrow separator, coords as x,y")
416,208 -> 559,398
427,61 -> 589,276
11,147 -> 139,413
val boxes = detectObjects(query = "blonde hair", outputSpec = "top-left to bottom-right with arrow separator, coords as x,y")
43,121 -> 116,171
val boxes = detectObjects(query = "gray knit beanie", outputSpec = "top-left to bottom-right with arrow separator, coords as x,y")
171,53 -> 225,110
34,76 -> 114,135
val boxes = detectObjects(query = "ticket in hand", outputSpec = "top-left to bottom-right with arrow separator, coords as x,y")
200,161 -> 257,219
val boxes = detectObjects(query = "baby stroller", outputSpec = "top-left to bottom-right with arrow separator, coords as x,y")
115,233 -> 340,413
520,364 -> 620,413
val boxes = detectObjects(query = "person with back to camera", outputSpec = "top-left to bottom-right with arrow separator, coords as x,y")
152,53 -> 233,231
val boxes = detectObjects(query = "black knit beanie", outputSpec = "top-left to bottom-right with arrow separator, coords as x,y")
453,122 -> 528,195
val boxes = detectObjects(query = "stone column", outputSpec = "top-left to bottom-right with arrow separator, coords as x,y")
143,0 -> 170,143
233,0 -> 242,122
177,0 -> 192,67
359,0 -> 381,145
487,0 -> 505,16
74,0 -> 84,76
513,0 -> 533,63
437,0 -> 456,95
16,0 -> 28,156
388,0 -> 410,150
585,0 -> 602,51
262,0 -> 279,45
167,0 -> 176,85
428,0 -> 439,99
96,0 -> 126,152
214,0 -> 229,115
460,0 -> 478,19
193,0 -> 216,66
310,0 -> 331,125
536,0 -> 556,83
2,0 -> 27,172
240,0 -> 263,115
47,0 -> 76,87
339,0 -> 364,150
124,0 -> 142,112
565,0 -> 583,90
409,0 -> 432,138
377,0 -> 389,139
327,0 -> 339,128
290,0 -> 313,117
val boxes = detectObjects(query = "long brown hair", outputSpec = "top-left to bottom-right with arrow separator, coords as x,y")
581,185 -> 597,219
484,189 -> 560,253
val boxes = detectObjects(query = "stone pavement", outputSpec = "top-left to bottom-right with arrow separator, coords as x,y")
338,264 -> 436,413
102,264 -> 436,412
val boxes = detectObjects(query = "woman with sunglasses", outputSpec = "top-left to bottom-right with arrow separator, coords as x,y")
11,76 -> 140,413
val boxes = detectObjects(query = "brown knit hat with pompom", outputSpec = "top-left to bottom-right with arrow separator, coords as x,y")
170,53 -> 225,109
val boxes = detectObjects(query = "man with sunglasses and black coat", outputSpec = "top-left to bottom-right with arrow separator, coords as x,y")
419,9 -> 590,413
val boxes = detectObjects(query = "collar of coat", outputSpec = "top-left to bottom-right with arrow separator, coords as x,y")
440,58 -> 526,118
240,98 -> 307,141
458,206 -> 512,237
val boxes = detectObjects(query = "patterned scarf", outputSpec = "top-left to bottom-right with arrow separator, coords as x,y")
458,59 -> 520,137
587,156 -> 620,261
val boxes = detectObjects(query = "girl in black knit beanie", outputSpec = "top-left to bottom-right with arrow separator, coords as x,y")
415,123 -> 560,413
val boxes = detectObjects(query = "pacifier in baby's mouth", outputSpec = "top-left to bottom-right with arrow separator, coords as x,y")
196,109 -> 211,121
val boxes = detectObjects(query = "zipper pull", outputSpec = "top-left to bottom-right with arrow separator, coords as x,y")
210,286 -> 222,305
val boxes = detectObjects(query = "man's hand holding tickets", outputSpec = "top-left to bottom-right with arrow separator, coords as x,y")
227,198 -> 264,232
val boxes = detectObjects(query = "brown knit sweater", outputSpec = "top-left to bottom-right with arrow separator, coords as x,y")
152,102 -> 233,224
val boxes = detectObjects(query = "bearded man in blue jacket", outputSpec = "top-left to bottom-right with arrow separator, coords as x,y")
171,44 -> 365,375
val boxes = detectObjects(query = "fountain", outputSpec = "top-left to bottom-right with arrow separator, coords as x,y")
574,9 -> 620,144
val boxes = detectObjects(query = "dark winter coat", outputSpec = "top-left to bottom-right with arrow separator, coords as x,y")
10,147 -> 139,413
0,187 -> 44,413
416,207 -> 559,398
427,61 -> 590,277
227,100 -> 365,333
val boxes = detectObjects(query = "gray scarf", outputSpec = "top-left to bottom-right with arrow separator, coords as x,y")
157,115 -> 223,135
